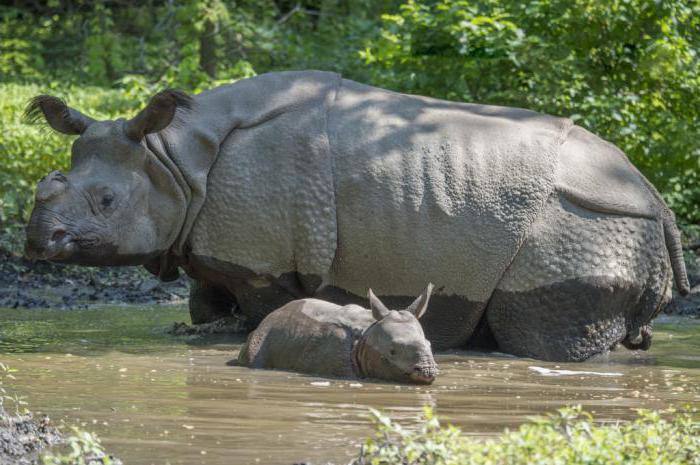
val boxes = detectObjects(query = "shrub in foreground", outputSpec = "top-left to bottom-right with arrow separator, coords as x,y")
354,406 -> 699,465
40,428 -> 120,465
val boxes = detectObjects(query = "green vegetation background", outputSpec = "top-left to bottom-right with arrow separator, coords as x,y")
1,0 -> 699,229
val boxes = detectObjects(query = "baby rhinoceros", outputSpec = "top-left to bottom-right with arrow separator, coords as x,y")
237,284 -> 437,384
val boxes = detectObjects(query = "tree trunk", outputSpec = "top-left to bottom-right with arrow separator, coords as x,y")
199,18 -> 217,79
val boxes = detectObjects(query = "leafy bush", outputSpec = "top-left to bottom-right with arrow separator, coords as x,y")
0,1 -> 270,89
355,406 -> 700,465
41,428 -> 119,465
0,362 -> 26,415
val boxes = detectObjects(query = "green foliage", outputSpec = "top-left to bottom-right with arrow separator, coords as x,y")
0,1 -> 264,90
0,362 -> 26,415
665,169 -> 700,225
360,0 -> 524,100
355,405 -> 700,465
362,0 -> 700,224
41,428 -> 115,465
0,8 -> 45,79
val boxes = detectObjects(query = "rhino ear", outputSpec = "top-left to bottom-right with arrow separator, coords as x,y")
125,89 -> 192,142
368,289 -> 391,321
405,283 -> 434,320
25,95 -> 96,135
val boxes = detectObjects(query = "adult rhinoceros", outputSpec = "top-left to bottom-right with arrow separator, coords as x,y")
24,71 -> 689,361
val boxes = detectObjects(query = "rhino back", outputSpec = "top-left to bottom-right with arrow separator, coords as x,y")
238,299 -> 358,378
327,79 -> 572,304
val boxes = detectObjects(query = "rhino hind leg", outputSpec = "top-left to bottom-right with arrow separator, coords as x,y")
189,280 -> 236,324
486,194 -> 671,362
488,277 -> 643,361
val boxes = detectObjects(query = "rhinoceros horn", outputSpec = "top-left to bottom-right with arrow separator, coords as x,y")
124,89 -> 193,142
24,95 -> 96,135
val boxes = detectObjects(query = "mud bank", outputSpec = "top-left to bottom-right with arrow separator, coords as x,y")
0,407 -> 60,465
0,406 -> 123,465
0,249 -> 189,310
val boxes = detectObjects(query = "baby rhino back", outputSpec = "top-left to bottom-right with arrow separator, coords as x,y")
238,299 -> 373,378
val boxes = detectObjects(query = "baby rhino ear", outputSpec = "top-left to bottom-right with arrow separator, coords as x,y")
405,283 -> 434,320
368,289 -> 391,321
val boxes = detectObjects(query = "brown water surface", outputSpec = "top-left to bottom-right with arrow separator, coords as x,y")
0,306 -> 698,465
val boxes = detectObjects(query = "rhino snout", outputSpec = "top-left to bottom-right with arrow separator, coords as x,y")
409,360 -> 438,385
25,226 -> 76,261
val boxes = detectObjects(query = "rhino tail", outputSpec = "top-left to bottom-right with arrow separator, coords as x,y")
619,152 -> 691,296
630,162 -> 691,296
662,211 -> 690,295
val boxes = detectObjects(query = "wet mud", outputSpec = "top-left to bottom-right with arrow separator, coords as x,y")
0,407 -> 123,465
0,251 -> 189,310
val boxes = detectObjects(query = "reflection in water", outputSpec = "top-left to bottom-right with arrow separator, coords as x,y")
0,307 -> 698,465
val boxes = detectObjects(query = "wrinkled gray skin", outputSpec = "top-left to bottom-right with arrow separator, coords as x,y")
24,71 -> 690,362
238,284 -> 437,384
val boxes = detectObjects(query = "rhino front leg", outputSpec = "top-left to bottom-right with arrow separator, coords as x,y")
189,280 -> 236,324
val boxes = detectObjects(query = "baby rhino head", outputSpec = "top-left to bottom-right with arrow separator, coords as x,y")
356,284 -> 437,385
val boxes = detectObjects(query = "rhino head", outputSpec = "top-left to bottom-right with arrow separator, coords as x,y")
356,283 -> 438,384
24,90 -> 192,269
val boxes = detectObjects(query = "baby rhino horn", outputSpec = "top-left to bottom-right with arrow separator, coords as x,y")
405,283 -> 434,320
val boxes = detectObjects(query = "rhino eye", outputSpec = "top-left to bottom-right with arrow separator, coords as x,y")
101,193 -> 114,208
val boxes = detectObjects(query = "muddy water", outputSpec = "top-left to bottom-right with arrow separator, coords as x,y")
0,306 -> 698,465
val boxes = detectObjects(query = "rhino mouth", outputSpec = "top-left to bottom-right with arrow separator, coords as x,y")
26,225 -> 105,261
408,363 -> 438,384
25,226 -> 76,261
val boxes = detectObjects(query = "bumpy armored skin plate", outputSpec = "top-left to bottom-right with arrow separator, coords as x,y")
487,194 -> 671,361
